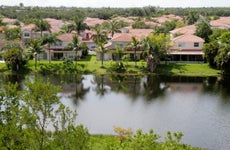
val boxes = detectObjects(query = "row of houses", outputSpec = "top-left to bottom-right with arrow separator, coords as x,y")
1,16 -> 230,62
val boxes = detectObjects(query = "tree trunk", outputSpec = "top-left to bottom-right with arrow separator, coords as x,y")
48,45 -> 51,63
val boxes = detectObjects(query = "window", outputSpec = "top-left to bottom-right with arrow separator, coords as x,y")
194,42 -> 199,47
23,32 -> 30,38
54,41 -> 62,46
178,42 -> 185,47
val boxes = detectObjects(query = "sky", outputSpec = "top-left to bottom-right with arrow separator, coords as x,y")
1,0 -> 230,8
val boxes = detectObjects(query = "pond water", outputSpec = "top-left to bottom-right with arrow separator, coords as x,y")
2,74 -> 230,150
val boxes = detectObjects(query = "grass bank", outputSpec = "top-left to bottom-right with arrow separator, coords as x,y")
0,55 -> 220,77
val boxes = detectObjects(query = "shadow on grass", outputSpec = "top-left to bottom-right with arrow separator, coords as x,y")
80,55 -> 93,61
156,63 -> 187,75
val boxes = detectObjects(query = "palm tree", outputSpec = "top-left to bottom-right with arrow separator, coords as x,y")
128,36 -> 141,67
115,45 -> 124,62
27,39 -> 43,70
68,17 -> 89,35
34,19 -> 51,37
143,34 -> 170,72
104,20 -> 121,37
41,33 -> 59,63
92,24 -> 108,44
92,24 -> 108,67
66,35 -> 81,63
95,42 -> 109,67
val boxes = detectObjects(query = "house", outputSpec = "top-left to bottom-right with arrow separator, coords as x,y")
48,33 -> 80,60
44,18 -> 67,33
169,34 -> 204,62
80,30 -> 97,50
169,25 -> 196,38
2,18 -> 18,25
84,17 -> 105,27
94,28 -> 153,61
210,17 -> 230,29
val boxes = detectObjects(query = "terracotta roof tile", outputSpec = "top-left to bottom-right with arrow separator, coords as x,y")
112,33 -> 133,42
57,33 -> 75,42
21,24 -> 36,31
210,17 -> 230,28
170,25 -> 196,35
172,34 -> 204,42
84,17 -> 105,26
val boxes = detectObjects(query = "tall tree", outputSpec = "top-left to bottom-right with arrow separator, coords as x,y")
34,19 -> 51,37
3,26 -> 21,40
127,36 -> 141,67
195,20 -> 212,43
66,35 -> 82,63
68,17 -> 89,35
214,32 -> 230,74
103,20 -> 121,37
202,40 -> 219,67
27,39 -> 43,70
92,24 -> 108,44
92,24 -> 108,67
41,33 -> 59,63
95,42 -> 109,67
0,82 -> 27,149
115,45 -> 124,62
187,11 -> 199,25
1,42 -> 27,71
22,78 -> 61,150
144,34 -> 170,72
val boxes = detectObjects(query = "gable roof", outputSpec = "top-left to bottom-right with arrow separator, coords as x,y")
170,25 -> 196,35
210,17 -> 230,28
172,34 -> 204,43
84,17 -> 105,27
128,29 -> 153,37
57,33 -> 74,42
112,33 -> 133,42
21,24 -> 36,31
45,18 -> 66,33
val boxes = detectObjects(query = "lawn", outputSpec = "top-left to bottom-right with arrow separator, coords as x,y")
0,55 -> 221,77
156,63 -> 220,76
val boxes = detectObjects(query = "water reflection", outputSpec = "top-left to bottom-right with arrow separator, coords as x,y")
142,75 -> 169,101
93,75 -> 110,97
2,74 -> 230,149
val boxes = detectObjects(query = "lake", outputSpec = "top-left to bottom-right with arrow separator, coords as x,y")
2,74 -> 230,150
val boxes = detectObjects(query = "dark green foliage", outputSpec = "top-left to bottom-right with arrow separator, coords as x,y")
187,11 -> 199,25
2,43 -> 28,71
0,82 -> 27,149
109,62 -> 126,73
132,20 -> 150,29
40,59 -> 85,74
195,20 -> 212,43
154,20 -> 177,34
0,78 -> 202,150
203,41 -> 219,67
3,26 -> 21,40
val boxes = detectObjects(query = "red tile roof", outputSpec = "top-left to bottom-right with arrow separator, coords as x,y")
2,18 -> 17,24
57,33 -> 75,42
170,25 -> 196,35
84,17 -> 105,26
45,18 -> 66,33
21,24 -> 36,31
172,34 -> 204,43
210,17 -> 230,28
112,33 -> 134,42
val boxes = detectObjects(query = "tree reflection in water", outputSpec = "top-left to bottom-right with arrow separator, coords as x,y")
93,75 -> 110,97
69,74 -> 90,106
142,75 -> 169,101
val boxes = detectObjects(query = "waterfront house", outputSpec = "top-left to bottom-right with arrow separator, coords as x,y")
169,34 -> 204,62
